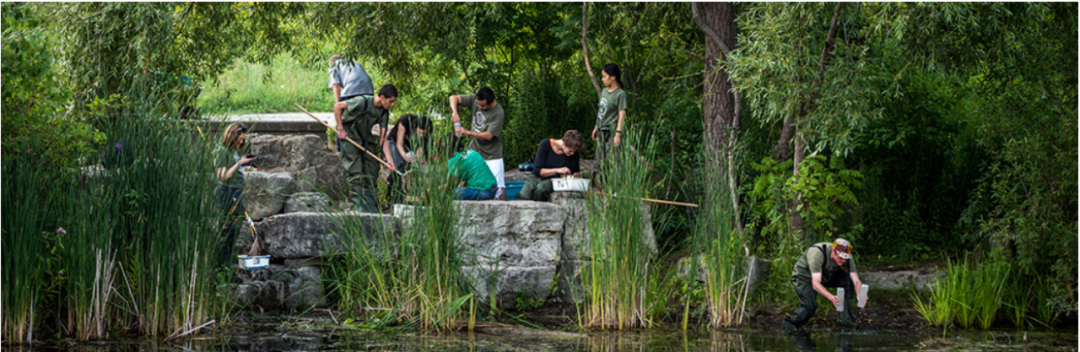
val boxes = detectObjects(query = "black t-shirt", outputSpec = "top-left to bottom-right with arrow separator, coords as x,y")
387,115 -> 426,152
532,139 -> 580,179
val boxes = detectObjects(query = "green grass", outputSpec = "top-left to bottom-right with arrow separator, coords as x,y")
199,54 -> 339,115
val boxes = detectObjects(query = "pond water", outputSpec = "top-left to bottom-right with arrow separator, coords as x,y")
7,327 -> 1076,351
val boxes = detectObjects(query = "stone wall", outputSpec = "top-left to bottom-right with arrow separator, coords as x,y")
229,131 -> 659,311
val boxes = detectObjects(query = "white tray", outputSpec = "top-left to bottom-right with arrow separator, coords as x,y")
237,255 -> 270,270
553,178 -> 590,192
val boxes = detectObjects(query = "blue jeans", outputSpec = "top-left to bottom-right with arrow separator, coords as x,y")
455,186 -> 496,200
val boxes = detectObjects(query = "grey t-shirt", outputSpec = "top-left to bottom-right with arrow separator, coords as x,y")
596,87 -> 628,130
460,94 -> 505,160
329,60 -> 374,99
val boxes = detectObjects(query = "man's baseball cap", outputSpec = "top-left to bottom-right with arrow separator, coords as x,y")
833,238 -> 852,259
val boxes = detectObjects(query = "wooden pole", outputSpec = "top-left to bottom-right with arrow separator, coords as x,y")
593,191 -> 699,208
293,103 -> 394,171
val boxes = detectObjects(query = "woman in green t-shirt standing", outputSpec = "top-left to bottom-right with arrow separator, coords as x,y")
215,123 -> 255,269
590,63 -> 628,166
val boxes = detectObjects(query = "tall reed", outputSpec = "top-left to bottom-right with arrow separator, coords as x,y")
687,141 -> 747,328
1,159 -> 56,344
328,137 -> 473,330
911,256 -> 1010,329
3,78 -> 224,342
579,131 -> 658,329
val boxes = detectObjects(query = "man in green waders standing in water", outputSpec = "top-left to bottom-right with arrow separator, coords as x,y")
783,238 -> 864,332
333,84 -> 398,213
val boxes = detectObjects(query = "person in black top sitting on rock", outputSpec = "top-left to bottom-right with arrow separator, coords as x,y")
518,130 -> 584,201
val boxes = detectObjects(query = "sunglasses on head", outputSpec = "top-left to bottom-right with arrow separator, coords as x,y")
238,125 -> 249,133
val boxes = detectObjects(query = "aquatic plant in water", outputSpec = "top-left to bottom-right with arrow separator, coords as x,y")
2,85 -> 225,342
328,137 -> 474,331
578,131 -> 660,329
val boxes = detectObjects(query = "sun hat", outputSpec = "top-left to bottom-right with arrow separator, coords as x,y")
833,238 -> 852,259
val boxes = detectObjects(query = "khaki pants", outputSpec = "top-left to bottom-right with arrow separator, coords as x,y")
518,174 -> 554,201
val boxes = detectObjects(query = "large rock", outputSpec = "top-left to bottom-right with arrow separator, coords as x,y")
244,171 -> 294,220
677,255 -> 771,296
229,280 -> 286,309
860,269 -> 944,292
236,211 -> 397,259
556,260 -> 591,304
250,264 -> 326,309
463,265 -> 557,309
551,192 -> 590,261
394,201 -> 565,307
248,134 -> 348,200
284,192 -> 332,213
456,201 -> 563,267
551,192 -> 657,261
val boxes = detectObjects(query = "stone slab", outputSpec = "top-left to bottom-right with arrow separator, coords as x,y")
236,211 -> 397,259
463,265 -> 557,309
859,269 -> 944,292
244,171 -> 294,220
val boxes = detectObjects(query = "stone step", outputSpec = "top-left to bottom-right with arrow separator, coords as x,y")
236,211 -> 397,259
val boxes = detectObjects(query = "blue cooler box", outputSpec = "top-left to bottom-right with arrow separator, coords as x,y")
505,181 -> 525,200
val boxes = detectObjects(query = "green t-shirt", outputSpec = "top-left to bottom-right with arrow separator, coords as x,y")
459,94 -> 505,160
215,146 -> 245,189
343,95 -> 389,147
791,242 -> 857,282
596,87 -> 628,131
448,150 -> 497,191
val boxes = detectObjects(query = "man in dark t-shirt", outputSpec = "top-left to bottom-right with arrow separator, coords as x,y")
518,130 -> 585,202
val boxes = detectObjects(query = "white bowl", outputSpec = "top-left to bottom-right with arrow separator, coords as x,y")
553,178 -> 590,192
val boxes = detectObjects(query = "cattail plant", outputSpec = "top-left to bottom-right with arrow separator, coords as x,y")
579,131 -> 659,329
327,134 -> 474,331
1,160 -> 56,344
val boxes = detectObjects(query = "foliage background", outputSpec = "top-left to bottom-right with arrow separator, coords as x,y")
3,2 -> 1076,334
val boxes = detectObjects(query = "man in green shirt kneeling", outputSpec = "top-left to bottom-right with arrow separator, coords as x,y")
783,238 -> 865,332
448,149 -> 498,200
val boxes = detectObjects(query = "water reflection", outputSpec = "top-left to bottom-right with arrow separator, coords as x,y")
4,328 -> 1075,351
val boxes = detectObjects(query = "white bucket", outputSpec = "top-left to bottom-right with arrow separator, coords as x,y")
237,255 -> 270,270
553,178 -> 590,192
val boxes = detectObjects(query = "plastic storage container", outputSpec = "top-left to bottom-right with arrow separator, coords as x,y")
552,178 -> 590,192
836,287 -> 845,311
237,255 -> 270,270
505,181 -> 525,200
858,284 -> 869,308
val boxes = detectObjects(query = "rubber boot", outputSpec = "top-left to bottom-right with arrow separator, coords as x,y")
836,306 -> 859,329
782,318 -> 800,333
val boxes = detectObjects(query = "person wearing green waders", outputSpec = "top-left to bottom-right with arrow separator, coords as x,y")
333,84 -> 398,213
450,87 -> 506,200
590,63 -> 628,172
214,123 -> 255,270
447,149 -> 498,200
783,238 -> 865,332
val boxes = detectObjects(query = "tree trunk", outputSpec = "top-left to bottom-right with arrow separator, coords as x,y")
700,2 -> 737,158
789,4 -> 843,238
696,2 -> 744,242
